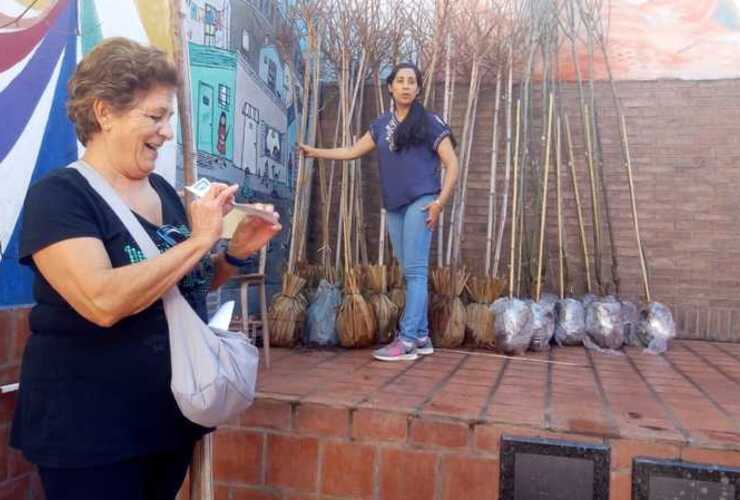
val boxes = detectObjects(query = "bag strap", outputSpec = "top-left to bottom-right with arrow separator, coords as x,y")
69,161 -> 191,306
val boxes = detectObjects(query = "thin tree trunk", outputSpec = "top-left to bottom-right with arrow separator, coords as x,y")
564,113 -> 592,293
484,71 -> 502,275
556,117 -> 564,300
535,94 -> 554,302
492,46 -> 514,278
437,35 -> 453,267
508,99 -> 521,298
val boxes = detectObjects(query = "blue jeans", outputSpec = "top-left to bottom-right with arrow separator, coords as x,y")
387,194 -> 435,343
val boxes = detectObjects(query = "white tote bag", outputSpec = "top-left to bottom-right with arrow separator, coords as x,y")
72,161 -> 259,427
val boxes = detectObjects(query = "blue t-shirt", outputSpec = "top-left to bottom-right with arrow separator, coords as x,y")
369,111 -> 452,211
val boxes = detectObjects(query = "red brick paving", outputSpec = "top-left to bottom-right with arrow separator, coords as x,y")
210,340 -> 740,499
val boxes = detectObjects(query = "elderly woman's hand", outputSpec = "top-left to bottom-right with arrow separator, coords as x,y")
189,184 -> 239,247
227,204 -> 282,259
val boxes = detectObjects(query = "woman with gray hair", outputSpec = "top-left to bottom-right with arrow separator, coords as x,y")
10,37 -> 281,500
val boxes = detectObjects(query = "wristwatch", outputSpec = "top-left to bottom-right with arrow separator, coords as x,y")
223,250 -> 250,267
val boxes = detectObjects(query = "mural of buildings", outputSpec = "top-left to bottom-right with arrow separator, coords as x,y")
189,43 -> 237,161
180,0 -> 304,287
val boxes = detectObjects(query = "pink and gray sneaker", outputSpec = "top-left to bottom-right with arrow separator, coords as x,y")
373,337 -> 418,362
416,336 -> 434,356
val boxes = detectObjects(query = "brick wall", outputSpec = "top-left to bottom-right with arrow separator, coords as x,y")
0,307 -> 43,499
310,79 -> 740,341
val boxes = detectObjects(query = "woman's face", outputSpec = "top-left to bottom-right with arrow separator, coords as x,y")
388,68 -> 420,108
103,85 -> 175,178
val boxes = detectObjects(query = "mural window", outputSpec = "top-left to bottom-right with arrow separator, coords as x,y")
218,84 -> 231,109
204,4 -> 217,46
267,60 -> 277,92
263,125 -> 282,162
242,102 -> 259,122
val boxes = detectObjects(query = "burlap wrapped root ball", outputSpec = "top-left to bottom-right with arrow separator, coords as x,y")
429,267 -> 468,348
388,261 -> 405,312
365,265 -> 399,344
465,276 -> 505,349
268,273 -> 307,347
336,268 -> 377,348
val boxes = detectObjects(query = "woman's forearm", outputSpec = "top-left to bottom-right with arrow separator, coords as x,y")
91,236 -> 214,323
34,235 -> 215,327
438,158 -> 459,207
310,146 -> 355,161
303,132 -> 375,162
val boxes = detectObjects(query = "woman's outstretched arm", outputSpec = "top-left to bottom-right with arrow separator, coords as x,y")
299,131 -> 375,161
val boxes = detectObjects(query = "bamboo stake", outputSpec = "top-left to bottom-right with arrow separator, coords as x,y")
565,2 -> 602,293
592,108 -> 619,295
437,35 -> 453,268
287,35 -> 312,274
492,45 -> 514,278
583,103 -> 602,293
621,113 -> 651,302
576,4 -> 620,295
335,47 -> 350,272
484,71 -> 502,275
451,61 -> 481,267
515,192 -> 525,297
556,117 -> 565,300
170,1 -> 213,498
535,93 -> 554,302
169,0 -> 197,197
446,60 -> 478,266
375,66 -> 387,265
508,99 -> 521,298
591,11 -> 652,301
298,30 -> 323,265
438,348 -> 587,367
564,113 -> 592,293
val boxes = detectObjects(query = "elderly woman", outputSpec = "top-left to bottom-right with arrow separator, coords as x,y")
10,38 -> 281,500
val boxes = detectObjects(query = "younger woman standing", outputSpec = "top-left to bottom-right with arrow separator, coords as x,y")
300,62 -> 459,361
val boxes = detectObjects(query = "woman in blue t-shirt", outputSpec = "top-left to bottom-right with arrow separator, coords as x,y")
300,62 -> 459,361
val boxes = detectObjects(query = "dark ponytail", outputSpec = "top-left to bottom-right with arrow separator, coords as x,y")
386,63 -> 428,150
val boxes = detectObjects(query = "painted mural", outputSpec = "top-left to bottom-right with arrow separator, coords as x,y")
558,0 -> 740,80
2,0 -> 738,307
0,0 -> 303,306
179,0 -> 303,288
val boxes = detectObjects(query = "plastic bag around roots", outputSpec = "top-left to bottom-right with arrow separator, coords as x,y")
306,279 -> 341,346
637,302 -> 676,354
528,301 -> 555,352
492,298 -> 534,355
554,298 -> 586,346
620,300 -> 641,347
538,293 -> 559,314
585,298 -> 625,353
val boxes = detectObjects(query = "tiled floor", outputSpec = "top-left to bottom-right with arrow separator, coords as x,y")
256,340 -> 740,451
